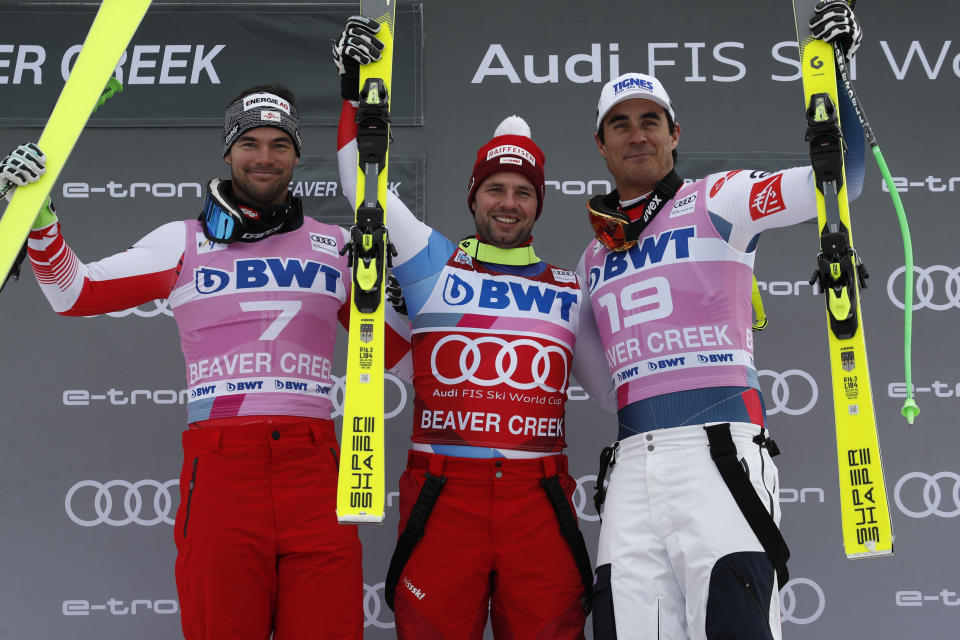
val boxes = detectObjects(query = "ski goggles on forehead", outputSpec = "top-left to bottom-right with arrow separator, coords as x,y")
588,202 -> 636,252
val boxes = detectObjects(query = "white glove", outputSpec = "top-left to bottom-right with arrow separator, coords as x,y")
0,142 -> 46,200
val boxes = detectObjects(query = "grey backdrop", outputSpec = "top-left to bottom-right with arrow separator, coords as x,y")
1,1 -> 957,638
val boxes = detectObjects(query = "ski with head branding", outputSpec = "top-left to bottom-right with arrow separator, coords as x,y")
0,0 -> 152,285
336,0 -> 396,524
791,0 -> 894,559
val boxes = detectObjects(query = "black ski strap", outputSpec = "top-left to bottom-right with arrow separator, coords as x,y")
705,423 -> 791,588
541,474 -> 594,614
384,471 -> 446,611
593,442 -> 619,518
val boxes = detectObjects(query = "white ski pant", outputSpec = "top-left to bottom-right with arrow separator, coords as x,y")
593,422 -> 782,640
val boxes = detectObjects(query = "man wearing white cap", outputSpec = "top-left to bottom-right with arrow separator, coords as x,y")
334,16 -> 614,639
579,2 -> 863,639
0,84 -> 412,640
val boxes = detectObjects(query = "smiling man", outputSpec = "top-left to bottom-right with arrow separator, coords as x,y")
334,15 -> 615,639
0,84 -> 411,640
579,2 -> 866,638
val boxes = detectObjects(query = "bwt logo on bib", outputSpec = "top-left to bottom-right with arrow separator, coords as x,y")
648,356 -> 685,371
275,380 -> 309,391
195,259 -> 340,294
440,273 -> 578,321
592,227 -> 695,289
226,381 -> 263,392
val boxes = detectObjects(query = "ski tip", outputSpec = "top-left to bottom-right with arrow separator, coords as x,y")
901,398 -> 920,425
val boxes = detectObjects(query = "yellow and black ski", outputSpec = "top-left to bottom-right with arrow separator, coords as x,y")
791,0 -> 893,558
336,0 -> 397,523
0,0 -> 151,285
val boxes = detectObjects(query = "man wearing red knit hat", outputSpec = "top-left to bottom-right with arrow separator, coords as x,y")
333,16 -> 615,639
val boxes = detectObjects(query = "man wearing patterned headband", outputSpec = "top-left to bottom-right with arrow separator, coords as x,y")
0,84 -> 411,640
334,17 -> 615,640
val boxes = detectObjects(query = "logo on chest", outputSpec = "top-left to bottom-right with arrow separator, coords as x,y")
590,226 -> 695,290
439,273 -> 577,321
195,258 -> 341,295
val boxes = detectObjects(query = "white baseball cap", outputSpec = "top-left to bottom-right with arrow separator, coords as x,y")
595,72 -> 675,130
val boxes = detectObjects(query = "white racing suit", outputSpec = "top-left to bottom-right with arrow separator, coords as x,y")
578,167 -> 823,639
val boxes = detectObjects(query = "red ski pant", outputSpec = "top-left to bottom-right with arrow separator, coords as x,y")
393,451 -> 588,640
173,416 -> 363,640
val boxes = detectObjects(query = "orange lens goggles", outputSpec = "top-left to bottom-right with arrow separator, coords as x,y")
588,203 -> 636,251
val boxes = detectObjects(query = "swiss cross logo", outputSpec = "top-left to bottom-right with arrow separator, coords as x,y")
709,170 -> 741,198
749,174 -> 786,220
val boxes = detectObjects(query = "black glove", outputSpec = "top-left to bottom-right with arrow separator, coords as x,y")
385,272 -> 407,317
809,0 -> 862,63
332,15 -> 384,101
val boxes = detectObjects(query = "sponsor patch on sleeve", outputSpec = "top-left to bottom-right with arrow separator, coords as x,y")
749,173 -> 787,220
551,268 -> 577,284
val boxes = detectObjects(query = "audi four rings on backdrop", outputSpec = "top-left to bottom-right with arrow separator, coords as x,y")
894,472 -> 960,518
65,479 -> 179,527
363,582 -> 395,630
779,577 -> 826,625
757,369 -> 819,416
887,265 -> 960,310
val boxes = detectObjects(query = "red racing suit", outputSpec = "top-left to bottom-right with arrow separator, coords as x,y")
338,99 -> 615,639
27,214 -> 410,640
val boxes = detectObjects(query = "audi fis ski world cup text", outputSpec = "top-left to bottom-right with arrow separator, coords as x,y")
470,40 -> 960,84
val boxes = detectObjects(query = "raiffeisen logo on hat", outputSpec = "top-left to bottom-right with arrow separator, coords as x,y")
485,144 -> 536,166
242,93 -> 291,115
614,76 -> 655,95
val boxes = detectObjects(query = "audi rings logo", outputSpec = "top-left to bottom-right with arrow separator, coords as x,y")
758,369 -> 818,416
894,471 -> 960,518
102,298 -> 174,319
571,474 -> 600,522
888,265 -> 960,311
330,373 -> 407,419
780,577 -> 825,625
65,479 -> 179,527
364,582 -> 395,629
430,335 -> 569,392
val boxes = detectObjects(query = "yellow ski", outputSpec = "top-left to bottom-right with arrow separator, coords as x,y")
336,0 -> 397,523
792,0 -> 893,558
0,0 -> 152,284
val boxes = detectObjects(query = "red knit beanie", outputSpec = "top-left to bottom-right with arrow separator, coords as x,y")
467,115 -> 546,218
